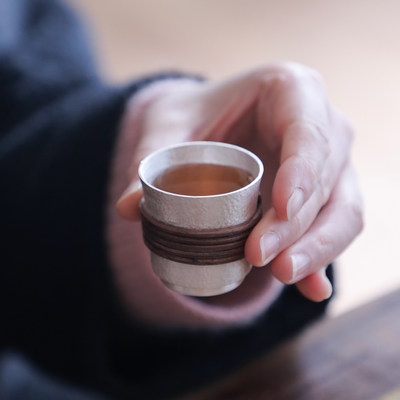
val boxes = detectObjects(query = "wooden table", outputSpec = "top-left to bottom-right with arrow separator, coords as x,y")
183,289 -> 400,400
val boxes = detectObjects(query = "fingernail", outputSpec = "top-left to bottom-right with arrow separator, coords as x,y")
287,187 -> 304,220
290,253 -> 310,282
260,232 -> 280,265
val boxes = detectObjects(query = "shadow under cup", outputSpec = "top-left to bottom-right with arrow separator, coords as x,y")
139,141 -> 264,296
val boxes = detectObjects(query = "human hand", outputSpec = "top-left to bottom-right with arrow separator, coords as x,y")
116,63 -> 364,302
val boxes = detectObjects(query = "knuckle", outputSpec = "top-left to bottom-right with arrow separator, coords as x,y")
270,67 -> 297,89
347,202 -> 365,234
316,232 -> 335,255
298,154 -> 322,188
274,62 -> 325,86
290,213 -> 304,236
342,115 -> 355,144
332,107 -> 356,144
314,169 -> 332,207
318,182 -> 331,206
303,118 -> 331,155
307,67 -> 325,87
256,62 -> 327,96
258,62 -> 304,89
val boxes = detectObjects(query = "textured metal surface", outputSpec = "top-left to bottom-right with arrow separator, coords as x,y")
140,197 -> 262,265
139,141 -> 263,229
138,141 -> 263,296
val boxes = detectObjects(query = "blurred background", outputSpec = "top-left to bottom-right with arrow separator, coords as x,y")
69,0 -> 400,316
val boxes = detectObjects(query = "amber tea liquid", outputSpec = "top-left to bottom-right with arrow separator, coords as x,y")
153,163 -> 254,196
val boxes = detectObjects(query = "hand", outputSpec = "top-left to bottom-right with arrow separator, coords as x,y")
117,63 -> 364,302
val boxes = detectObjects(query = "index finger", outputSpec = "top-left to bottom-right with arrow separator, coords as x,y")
256,63 -> 352,220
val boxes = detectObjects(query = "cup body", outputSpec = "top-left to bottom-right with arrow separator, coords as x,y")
139,141 -> 263,296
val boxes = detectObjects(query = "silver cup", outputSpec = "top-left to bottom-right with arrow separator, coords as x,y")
139,141 -> 263,296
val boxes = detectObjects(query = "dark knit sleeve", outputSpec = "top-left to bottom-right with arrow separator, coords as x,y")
0,1 -> 333,399
0,0 -> 186,398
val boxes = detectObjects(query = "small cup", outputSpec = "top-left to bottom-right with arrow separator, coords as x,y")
138,141 -> 263,296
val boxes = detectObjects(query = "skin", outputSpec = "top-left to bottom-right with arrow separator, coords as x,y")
116,62 -> 364,303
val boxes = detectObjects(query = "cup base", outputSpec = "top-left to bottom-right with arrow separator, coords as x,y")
161,278 -> 246,297
151,253 -> 252,297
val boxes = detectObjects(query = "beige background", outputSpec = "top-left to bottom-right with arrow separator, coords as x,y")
69,0 -> 400,315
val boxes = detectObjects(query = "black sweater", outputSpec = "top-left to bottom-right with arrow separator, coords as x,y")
0,0 -> 332,398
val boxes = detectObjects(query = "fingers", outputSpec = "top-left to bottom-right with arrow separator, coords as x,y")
273,164 -> 363,282
245,189 -> 322,268
274,109 -> 353,222
246,163 -> 364,301
249,63 -> 360,302
256,63 -> 354,221
273,120 -> 331,221
295,270 -> 333,302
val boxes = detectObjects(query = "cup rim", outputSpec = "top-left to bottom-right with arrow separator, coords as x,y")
138,141 -> 264,199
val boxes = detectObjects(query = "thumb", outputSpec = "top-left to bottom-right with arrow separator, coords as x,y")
116,69 -> 263,221
116,79 -> 202,220
116,180 -> 143,220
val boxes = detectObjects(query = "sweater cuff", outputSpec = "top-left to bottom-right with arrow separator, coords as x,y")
106,78 -> 284,329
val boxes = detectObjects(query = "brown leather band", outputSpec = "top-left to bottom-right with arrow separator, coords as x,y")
140,197 -> 262,265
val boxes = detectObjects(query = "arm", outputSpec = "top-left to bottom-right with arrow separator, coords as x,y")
109,66 -> 363,397
0,1 -> 362,399
0,0 -> 201,397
